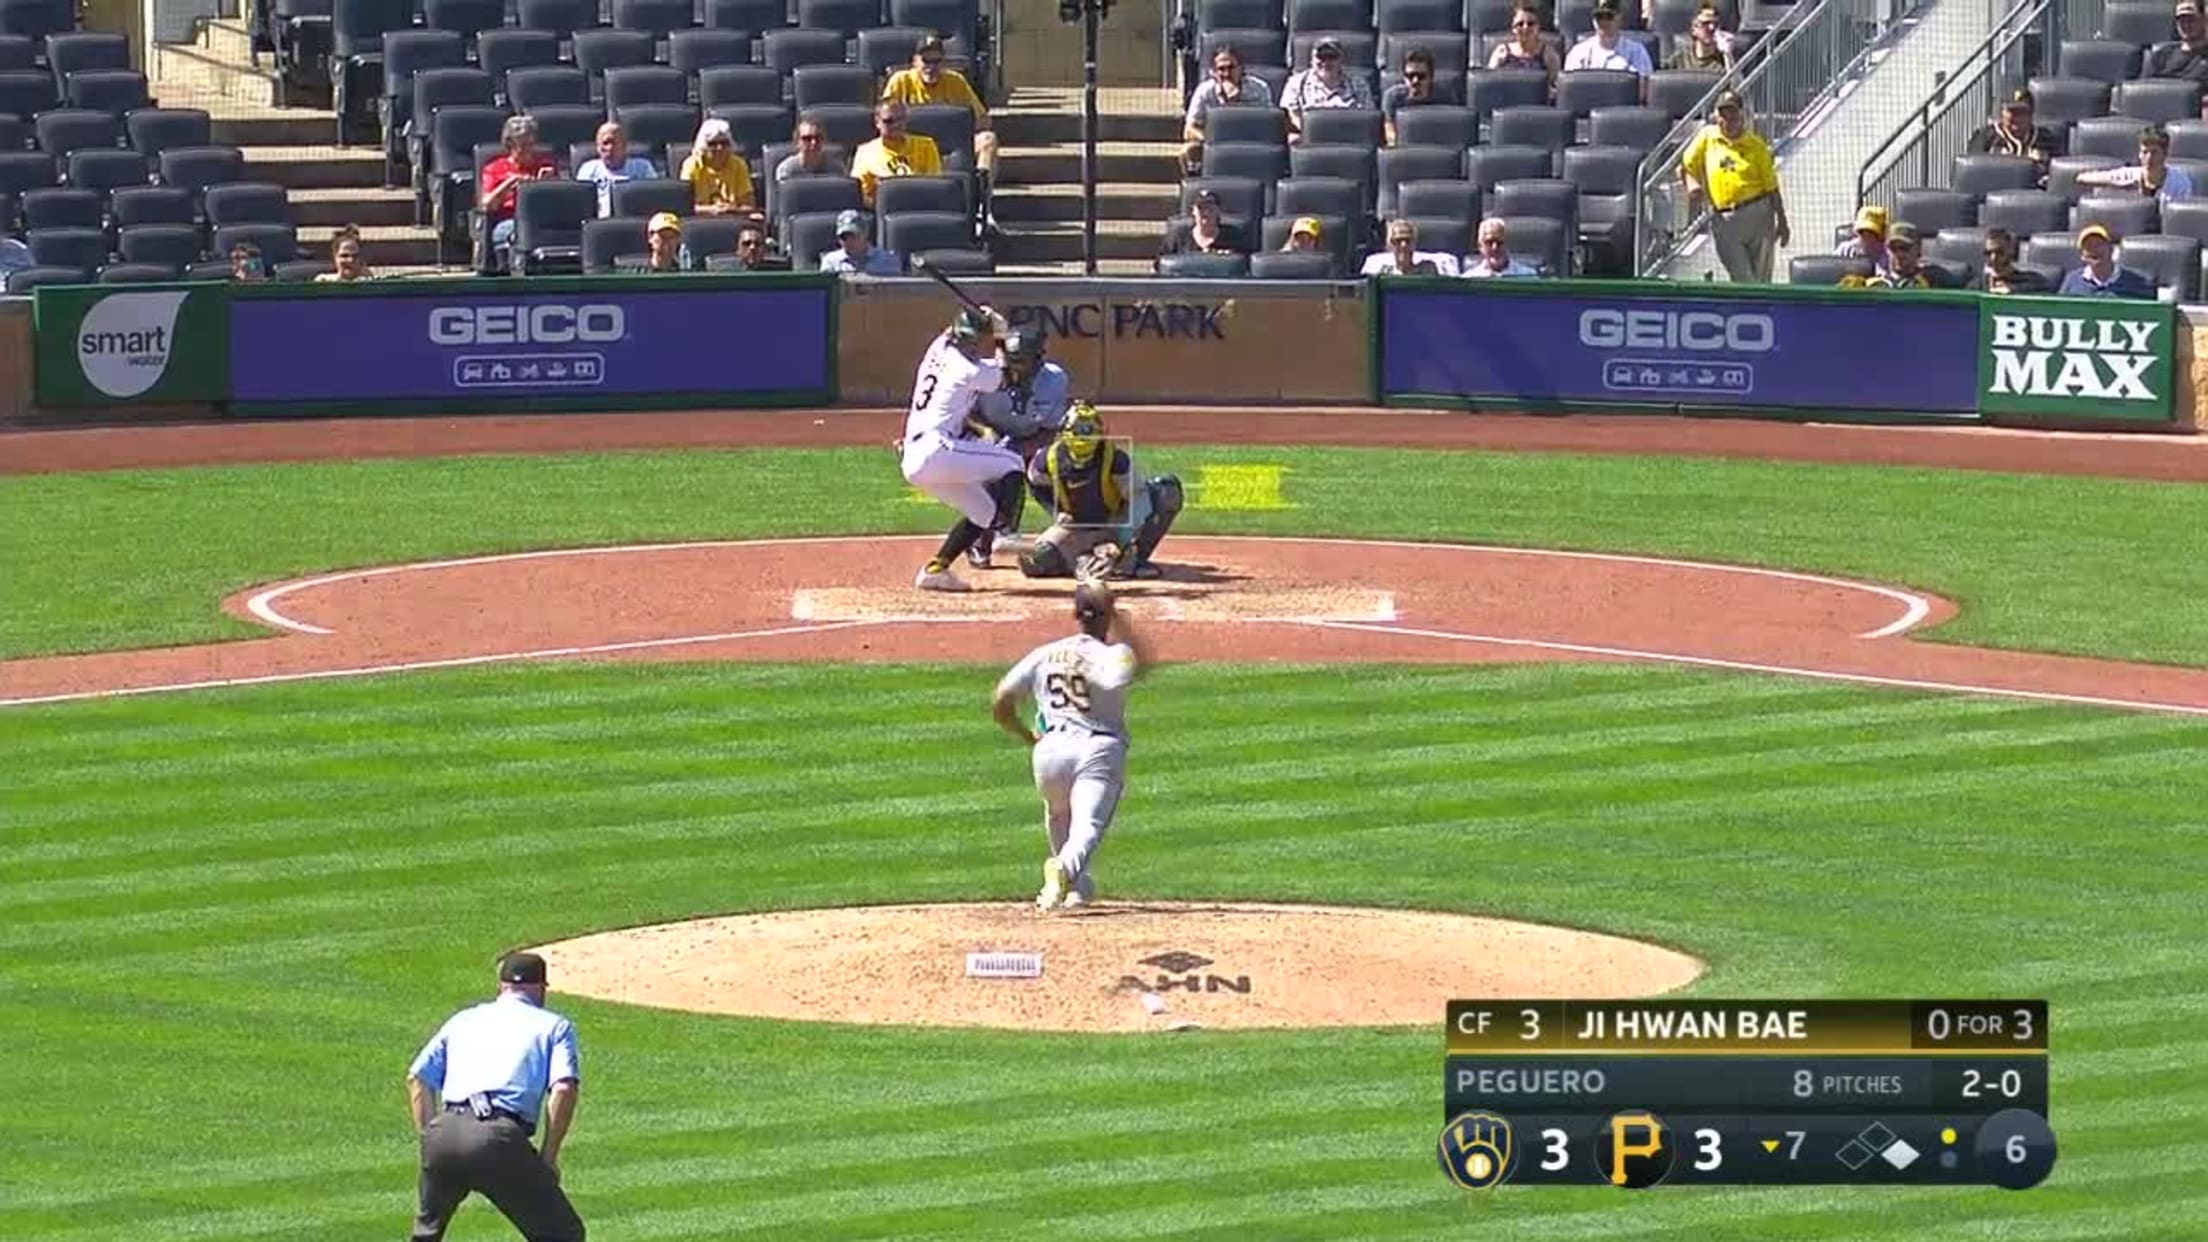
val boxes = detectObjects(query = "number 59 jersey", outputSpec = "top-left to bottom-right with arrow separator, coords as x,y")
997,633 -> 1138,741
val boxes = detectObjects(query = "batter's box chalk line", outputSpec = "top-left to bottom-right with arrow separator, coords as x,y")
789,588 -> 1396,625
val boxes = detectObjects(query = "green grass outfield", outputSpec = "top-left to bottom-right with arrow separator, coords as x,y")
2,446 -> 2205,1240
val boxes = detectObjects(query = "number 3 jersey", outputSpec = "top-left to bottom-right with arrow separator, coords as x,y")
905,331 -> 1004,442
996,633 -> 1138,741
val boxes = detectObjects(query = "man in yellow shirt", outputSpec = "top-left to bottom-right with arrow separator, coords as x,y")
852,99 -> 945,207
1679,91 -> 1791,282
879,35 -> 997,184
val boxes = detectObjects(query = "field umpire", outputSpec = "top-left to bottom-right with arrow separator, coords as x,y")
405,952 -> 584,1241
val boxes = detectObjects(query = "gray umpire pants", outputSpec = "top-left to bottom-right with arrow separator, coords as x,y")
413,1111 -> 584,1242
1710,193 -> 1779,283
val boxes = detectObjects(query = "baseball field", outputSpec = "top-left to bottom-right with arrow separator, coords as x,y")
3,414 -> 2204,1239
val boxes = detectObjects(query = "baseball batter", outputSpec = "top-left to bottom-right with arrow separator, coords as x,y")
992,580 -> 1153,911
902,307 -> 1029,591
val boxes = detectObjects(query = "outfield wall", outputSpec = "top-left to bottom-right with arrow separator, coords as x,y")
4,282 -> 2205,431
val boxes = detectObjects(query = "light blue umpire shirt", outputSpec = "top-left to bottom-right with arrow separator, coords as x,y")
409,992 -> 581,1129
976,361 -> 1073,439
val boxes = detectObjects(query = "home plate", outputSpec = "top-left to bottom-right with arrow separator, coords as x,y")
791,586 -> 1396,623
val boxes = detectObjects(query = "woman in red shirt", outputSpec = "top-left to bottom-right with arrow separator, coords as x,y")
479,115 -> 558,271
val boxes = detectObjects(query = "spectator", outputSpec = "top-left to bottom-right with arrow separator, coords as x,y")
1362,218 -> 1459,275
2143,0 -> 2208,85
1464,216 -> 1542,277
819,208 -> 903,275
576,121 -> 657,219
313,227 -> 373,282
1184,46 -> 1275,174
2076,124 -> 2196,202
775,115 -> 846,183
1382,48 -> 1451,145
479,115 -> 558,270
730,222 -> 774,271
681,117 -> 758,218
852,99 -> 944,207
643,211 -> 687,272
1680,91 -> 1789,282
1836,204 -> 1890,272
881,35 -> 997,199
1974,226 -> 2051,294
1160,188 -> 1252,256
2059,224 -> 2158,297
1564,0 -> 1654,78
1282,39 -> 1376,140
1841,223 -> 1956,288
1488,4 -> 1563,94
1969,89 -> 2061,182
226,240 -> 266,282
1667,5 -> 1734,71
1281,215 -> 1326,253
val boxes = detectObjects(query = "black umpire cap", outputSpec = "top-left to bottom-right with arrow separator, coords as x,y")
1003,330 -> 1045,364
499,951 -> 549,986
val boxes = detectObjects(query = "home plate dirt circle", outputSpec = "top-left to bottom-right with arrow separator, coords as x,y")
531,902 -> 1706,1033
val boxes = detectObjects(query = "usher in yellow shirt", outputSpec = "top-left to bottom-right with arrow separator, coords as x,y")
1680,126 -> 1780,209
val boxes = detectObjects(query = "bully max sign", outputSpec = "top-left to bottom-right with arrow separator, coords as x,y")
1979,301 -> 2176,423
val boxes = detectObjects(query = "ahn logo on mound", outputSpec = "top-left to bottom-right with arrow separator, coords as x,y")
1979,303 -> 2175,422
76,290 -> 191,399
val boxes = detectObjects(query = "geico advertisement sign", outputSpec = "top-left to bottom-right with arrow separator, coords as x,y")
428,304 -> 629,346
1004,302 -> 1228,340
1986,313 -> 2160,400
1578,309 -> 1777,353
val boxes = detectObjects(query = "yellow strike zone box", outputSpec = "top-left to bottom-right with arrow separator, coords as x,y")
1445,1000 -> 2051,1055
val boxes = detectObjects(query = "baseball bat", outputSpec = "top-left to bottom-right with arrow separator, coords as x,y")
916,255 -> 993,320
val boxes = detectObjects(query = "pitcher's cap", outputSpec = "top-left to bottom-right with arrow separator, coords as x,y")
499,952 -> 548,985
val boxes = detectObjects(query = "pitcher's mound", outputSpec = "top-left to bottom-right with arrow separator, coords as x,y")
533,901 -> 1704,1033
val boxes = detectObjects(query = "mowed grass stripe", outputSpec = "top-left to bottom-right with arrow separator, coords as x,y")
3,663 -> 2202,1240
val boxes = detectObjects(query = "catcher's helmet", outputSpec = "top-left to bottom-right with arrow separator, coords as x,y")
1003,330 -> 1046,366
1057,400 -> 1106,466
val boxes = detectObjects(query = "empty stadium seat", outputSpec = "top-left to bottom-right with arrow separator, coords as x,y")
671,29 -> 755,76
2120,233 -> 2202,299
1979,189 -> 2068,237
1299,106 -> 1384,147
511,177 -> 597,273
1376,143 -> 1463,216
67,147 -> 151,194
2100,0 -> 2171,46
1392,103 -> 1475,148
2114,80 -> 2203,124
1465,67 -> 1547,118
425,0 -> 504,40
1207,103 -> 1291,146
1395,176 -> 1479,226
792,63 -> 879,110
1273,174 -> 1362,225
109,185 -> 196,229
764,28 -> 849,77
479,30 -> 562,97
608,176 -> 693,219
9,265 -> 91,291
702,66 -> 786,108
1287,142 -> 1375,192
1893,187 -> 1975,234
574,29 -> 657,82
1204,140 -> 1291,184
616,0 -> 697,38
28,225 -> 108,270
1589,104 -> 1671,151
708,0 -> 792,32
2022,76 -> 2111,128
506,66 -> 590,113
21,187 -> 101,231
582,215 -> 648,272
1200,0 -> 1280,33
35,110 -> 123,163
2073,194 -> 2158,240
1555,69 -> 1640,118
117,222 -> 205,266
2058,38 -> 2141,84
876,173 -> 968,217
97,262 -> 179,283
516,0 -> 594,34
882,209 -> 974,262
46,32 -> 132,87
205,181 -> 293,226
604,65 -> 691,112
1952,153 -> 2042,197
1249,247 -> 1338,277
1497,213 -> 1568,274
1468,142 -> 1555,191
127,108 -> 215,164
1789,254 -> 1871,285
1646,70 -> 1720,120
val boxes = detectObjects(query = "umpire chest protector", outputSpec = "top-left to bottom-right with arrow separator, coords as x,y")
1045,443 -> 1127,524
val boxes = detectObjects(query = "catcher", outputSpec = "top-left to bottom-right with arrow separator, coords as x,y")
965,331 -> 1072,568
1016,402 -> 1184,580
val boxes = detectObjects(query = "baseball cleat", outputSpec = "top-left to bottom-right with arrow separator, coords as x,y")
967,531 -> 995,568
1036,857 -> 1069,911
915,565 -> 969,592
1063,872 -> 1096,909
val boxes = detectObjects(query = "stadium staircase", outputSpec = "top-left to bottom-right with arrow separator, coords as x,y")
153,16 -> 441,266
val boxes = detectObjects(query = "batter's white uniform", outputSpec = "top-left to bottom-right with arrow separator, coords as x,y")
902,331 -> 1024,526
996,632 -> 1138,887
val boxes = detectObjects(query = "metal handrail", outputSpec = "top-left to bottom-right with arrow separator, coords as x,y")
1854,0 -> 2052,211
1631,0 -> 1909,276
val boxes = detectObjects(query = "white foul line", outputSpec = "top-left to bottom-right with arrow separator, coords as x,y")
1298,620 -> 2208,719
241,536 -> 1934,641
0,620 -> 883,708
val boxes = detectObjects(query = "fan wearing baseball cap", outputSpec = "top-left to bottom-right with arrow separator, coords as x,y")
1160,188 -> 1250,257
1281,38 -> 1375,141
819,208 -> 902,276
1969,90 -> 2062,183
1838,222 -> 1957,288
644,211 -> 685,273
405,952 -> 583,1240
2059,225 -> 2159,298
2145,0 -> 2208,84
1680,90 -> 1790,281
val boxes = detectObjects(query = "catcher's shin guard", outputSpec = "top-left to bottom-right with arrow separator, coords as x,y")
1132,474 -> 1184,565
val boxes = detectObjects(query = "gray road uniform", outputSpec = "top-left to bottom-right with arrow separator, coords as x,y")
995,632 -> 1139,888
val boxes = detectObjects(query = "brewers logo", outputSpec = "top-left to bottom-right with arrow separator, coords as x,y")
1437,1111 -> 1515,1189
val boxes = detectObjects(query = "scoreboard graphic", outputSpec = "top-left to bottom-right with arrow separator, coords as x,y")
1438,1000 -> 2055,1190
